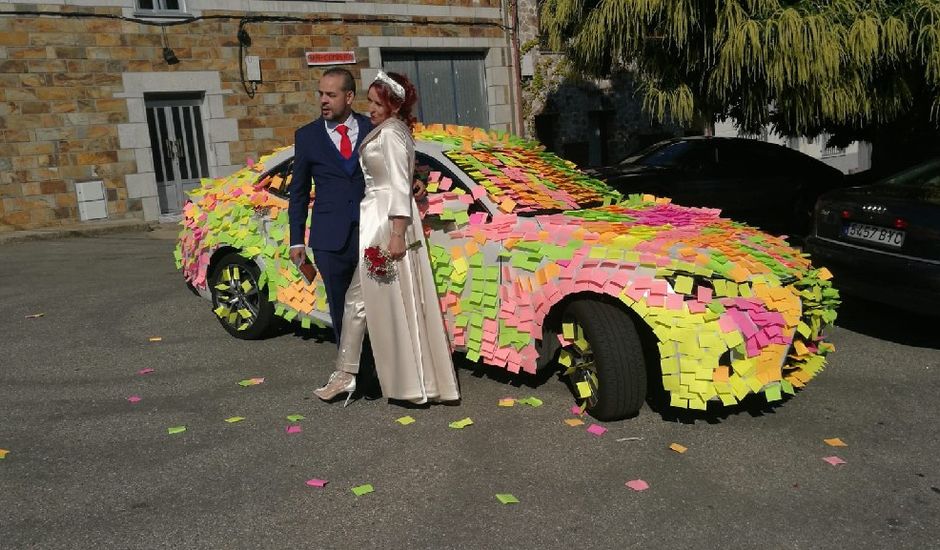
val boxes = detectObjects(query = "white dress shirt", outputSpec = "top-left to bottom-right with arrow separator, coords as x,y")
325,114 -> 359,154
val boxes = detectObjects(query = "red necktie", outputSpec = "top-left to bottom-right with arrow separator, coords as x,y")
336,124 -> 352,159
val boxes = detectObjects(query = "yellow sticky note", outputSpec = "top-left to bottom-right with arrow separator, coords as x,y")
669,443 -> 688,454
824,437 -> 847,447
0,449 -> 9,459
498,398 -> 515,407
148,337 -> 162,342
562,322 -> 576,340
564,418 -> 585,427
576,381 -> 593,398
818,267 -> 833,280
674,276 -> 694,295
396,416 -> 416,425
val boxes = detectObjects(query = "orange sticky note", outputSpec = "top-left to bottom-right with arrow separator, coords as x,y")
564,418 -> 584,427
824,438 -> 847,447
669,443 -> 688,454
818,267 -> 833,280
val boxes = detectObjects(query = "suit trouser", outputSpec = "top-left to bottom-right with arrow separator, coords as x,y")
312,228 -> 358,344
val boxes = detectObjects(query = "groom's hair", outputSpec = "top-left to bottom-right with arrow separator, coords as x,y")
323,67 -> 356,95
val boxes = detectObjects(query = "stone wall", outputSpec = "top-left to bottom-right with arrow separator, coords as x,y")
0,0 -> 509,230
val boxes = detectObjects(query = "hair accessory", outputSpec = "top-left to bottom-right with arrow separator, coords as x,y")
373,71 -> 406,99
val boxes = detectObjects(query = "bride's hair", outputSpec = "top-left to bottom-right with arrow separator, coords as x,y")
369,72 -> 418,129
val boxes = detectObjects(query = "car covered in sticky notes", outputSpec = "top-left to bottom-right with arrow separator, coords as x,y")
176,124 -> 839,420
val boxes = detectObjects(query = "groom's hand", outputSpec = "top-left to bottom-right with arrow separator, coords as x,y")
289,247 -> 306,266
412,178 -> 427,200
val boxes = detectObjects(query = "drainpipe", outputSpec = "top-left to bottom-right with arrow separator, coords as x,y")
506,0 -> 526,137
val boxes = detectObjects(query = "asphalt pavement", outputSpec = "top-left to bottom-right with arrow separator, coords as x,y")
1,233 -> 938,549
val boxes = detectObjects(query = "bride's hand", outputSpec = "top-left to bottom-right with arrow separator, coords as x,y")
387,233 -> 406,260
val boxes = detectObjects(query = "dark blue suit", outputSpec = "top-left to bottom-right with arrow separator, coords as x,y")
289,113 -> 373,341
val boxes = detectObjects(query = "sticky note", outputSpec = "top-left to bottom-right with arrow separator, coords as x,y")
127,395 -> 141,403
225,416 -> 245,423
286,414 -> 305,422
669,443 -> 688,454
576,381 -> 593,398
495,493 -> 519,504
449,417 -> 474,429
138,368 -> 154,375
148,337 -> 163,342
498,398 -> 515,407
822,456 -> 846,466
625,479 -> 650,491
286,425 -> 302,434
586,424 -> 607,436
306,478 -> 328,488
824,438 -> 847,447
238,377 -> 265,386
396,416 -> 416,425
167,426 -> 186,435
564,418 -> 584,427
351,484 -> 374,496
518,396 -> 543,407
0,449 -> 10,459
674,276 -> 694,294
25,313 -> 44,319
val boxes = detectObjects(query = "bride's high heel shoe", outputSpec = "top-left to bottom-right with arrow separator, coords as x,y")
313,371 -> 357,407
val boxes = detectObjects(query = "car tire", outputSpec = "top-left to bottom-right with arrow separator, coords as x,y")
563,299 -> 647,420
209,252 -> 275,340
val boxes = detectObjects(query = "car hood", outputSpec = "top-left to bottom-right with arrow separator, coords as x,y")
823,183 -> 940,206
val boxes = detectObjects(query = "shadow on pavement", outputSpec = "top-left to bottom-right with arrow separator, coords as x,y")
835,295 -> 939,350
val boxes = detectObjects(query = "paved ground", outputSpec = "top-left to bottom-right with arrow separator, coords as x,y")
1,233 -> 938,549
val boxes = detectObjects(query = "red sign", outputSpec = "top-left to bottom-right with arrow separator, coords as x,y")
306,51 -> 357,66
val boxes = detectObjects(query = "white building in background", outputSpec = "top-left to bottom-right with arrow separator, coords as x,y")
714,120 -> 872,175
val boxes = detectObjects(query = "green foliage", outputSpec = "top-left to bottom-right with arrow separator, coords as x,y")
541,0 -> 940,137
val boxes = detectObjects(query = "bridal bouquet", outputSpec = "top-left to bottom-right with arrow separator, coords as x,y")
363,240 -> 423,282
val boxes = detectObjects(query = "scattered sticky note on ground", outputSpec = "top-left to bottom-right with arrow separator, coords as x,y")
138,368 -> 154,375
127,395 -> 141,403
626,479 -> 650,491
824,438 -> 847,447
25,313 -> 44,319
586,424 -> 607,436
167,426 -> 186,435
498,398 -> 515,407
449,417 -> 474,429
823,456 -> 846,466
238,377 -> 265,386
564,418 -> 584,427
0,449 -> 9,459
225,416 -> 245,423
286,425 -> 302,434
396,416 -> 416,425
669,443 -> 688,454
495,493 -> 519,504
570,404 -> 585,416
286,414 -> 305,422
351,484 -> 374,496
306,478 -> 328,488
518,396 -> 543,407
148,337 -> 162,342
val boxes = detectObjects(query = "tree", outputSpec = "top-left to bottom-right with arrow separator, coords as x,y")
541,0 -> 940,170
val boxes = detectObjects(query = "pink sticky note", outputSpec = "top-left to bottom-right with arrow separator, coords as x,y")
625,479 -> 650,491
823,456 -> 846,466
570,405 -> 583,416
586,424 -> 607,436
306,478 -> 328,488
138,368 -> 154,375
286,425 -> 302,434
127,395 -> 141,403
697,286 -> 713,302
429,170 -> 441,183
471,187 -> 487,199
250,377 -> 265,385
439,176 -> 453,191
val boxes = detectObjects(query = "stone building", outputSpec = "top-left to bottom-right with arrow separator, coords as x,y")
0,0 -> 518,230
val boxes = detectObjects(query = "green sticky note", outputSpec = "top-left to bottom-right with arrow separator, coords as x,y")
351,484 -> 374,496
519,396 -> 543,407
765,384 -> 783,402
167,426 -> 186,435
674,275 -> 694,295
448,417 -> 474,429
396,416 -> 416,425
224,416 -> 245,423
496,493 -> 519,505
238,379 -> 254,387
286,414 -> 305,422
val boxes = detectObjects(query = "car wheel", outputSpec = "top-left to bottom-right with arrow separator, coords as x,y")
562,299 -> 647,420
210,252 -> 274,340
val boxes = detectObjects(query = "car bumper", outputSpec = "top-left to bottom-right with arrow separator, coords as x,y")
804,235 -> 940,315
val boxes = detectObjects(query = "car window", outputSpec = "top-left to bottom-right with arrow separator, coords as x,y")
716,141 -> 779,178
883,158 -> 940,188
635,141 -> 692,168
255,158 -> 293,198
416,152 -> 490,231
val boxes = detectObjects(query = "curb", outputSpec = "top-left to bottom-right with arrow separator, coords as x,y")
0,220 -> 156,245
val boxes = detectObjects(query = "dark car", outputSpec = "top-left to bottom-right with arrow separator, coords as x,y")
586,137 -> 845,237
804,158 -> 940,315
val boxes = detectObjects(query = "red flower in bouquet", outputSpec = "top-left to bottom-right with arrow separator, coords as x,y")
363,240 -> 424,283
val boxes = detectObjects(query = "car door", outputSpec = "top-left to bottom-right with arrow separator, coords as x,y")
712,141 -> 794,231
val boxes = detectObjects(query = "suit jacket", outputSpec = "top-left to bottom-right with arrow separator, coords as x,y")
288,113 -> 373,251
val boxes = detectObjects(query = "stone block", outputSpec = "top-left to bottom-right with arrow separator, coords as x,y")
125,172 -> 157,199
141,195 -> 160,221
117,123 -> 150,149
134,148 -> 154,173
485,66 -> 510,87
209,118 -> 239,142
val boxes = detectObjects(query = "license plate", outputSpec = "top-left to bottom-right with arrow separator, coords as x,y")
843,222 -> 905,247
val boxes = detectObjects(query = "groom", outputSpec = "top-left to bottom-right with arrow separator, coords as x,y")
288,67 -> 372,342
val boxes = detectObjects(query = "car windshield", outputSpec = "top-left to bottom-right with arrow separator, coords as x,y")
621,141 -> 691,168
882,158 -> 940,188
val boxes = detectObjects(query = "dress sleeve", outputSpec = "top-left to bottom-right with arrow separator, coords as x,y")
380,123 -> 415,220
